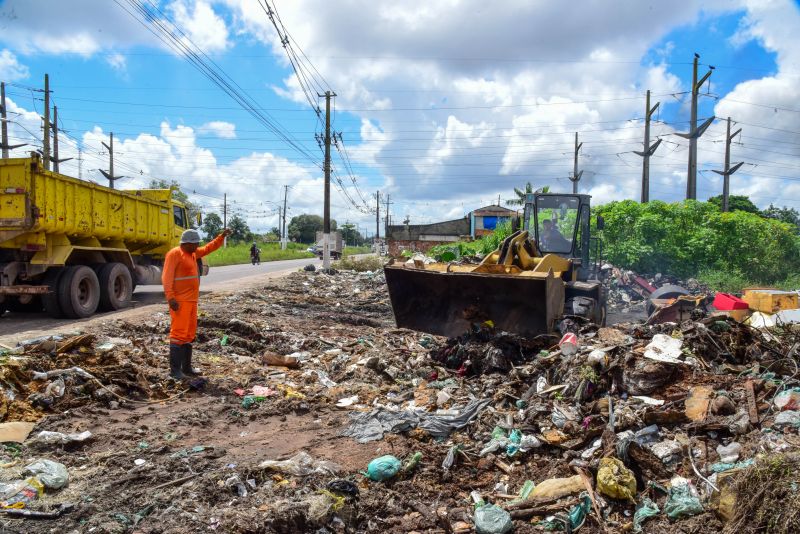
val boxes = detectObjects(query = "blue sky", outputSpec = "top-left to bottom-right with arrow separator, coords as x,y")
1,0 -> 799,233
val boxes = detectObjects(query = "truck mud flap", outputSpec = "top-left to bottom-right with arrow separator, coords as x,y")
384,265 -> 565,338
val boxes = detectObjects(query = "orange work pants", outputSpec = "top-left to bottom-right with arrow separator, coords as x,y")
169,301 -> 198,345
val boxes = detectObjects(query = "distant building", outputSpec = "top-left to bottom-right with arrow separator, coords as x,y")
469,204 -> 517,238
386,217 -> 470,256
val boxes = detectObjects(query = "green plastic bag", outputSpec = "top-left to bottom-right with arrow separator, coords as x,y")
363,455 -> 401,482
633,497 -> 659,532
473,503 -> 513,534
664,477 -> 703,520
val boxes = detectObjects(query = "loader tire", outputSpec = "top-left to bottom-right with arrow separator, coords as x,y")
58,265 -> 100,319
98,262 -> 133,311
646,284 -> 689,316
42,268 -> 65,318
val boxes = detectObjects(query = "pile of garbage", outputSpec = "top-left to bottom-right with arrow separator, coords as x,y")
0,268 -> 799,533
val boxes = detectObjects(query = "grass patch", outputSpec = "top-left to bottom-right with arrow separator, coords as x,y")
698,269 -> 800,293
205,242 -> 314,267
333,255 -> 384,272
343,246 -> 371,255
724,454 -> 800,534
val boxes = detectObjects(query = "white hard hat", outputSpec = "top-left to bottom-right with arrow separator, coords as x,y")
180,229 -> 201,244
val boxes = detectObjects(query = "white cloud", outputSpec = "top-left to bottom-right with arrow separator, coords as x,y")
0,48 -> 28,80
168,0 -> 230,53
106,52 -> 127,72
198,120 -> 236,139
0,0 -> 229,56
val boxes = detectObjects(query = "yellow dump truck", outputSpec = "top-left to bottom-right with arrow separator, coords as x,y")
0,154 -> 203,318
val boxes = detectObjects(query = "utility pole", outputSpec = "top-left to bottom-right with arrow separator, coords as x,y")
634,90 -> 662,203
281,184 -> 289,250
51,106 -> 72,173
223,193 -> 228,247
77,146 -> 83,179
375,191 -> 381,252
676,54 -> 715,200
320,90 -> 335,270
1,82 -> 26,158
43,74 -> 51,171
384,193 -> 392,237
569,132 -> 583,194
99,132 -> 122,188
712,117 -> 744,212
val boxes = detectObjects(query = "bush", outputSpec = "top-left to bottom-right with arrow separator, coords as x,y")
427,221 -> 514,260
333,255 -> 384,272
595,200 -> 800,286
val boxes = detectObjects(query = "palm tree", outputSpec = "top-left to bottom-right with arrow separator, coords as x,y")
506,183 -> 549,206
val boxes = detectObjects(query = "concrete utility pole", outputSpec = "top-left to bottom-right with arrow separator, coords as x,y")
78,146 -> 83,179
281,184 -> 288,250
634,90 -> 662,203
384,193 -> 392,237
223,193 -> 228,247
1,82 -> 26,158
320,90 -> 335,270
569,132 -> 583,194
43,74 -> 51,171
677,54 -> 715,200
99,132 -> 122,188
375,190 -> 380,248
712,117 -> 744,213
51,106 -> 72,173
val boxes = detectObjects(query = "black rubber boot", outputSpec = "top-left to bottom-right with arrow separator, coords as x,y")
181,343 -> 202,376
169,344 -> 186,379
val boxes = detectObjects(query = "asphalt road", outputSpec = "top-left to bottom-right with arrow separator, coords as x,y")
0,256 -> 323,338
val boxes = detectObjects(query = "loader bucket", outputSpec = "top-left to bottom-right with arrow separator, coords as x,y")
384,264 -> 565,338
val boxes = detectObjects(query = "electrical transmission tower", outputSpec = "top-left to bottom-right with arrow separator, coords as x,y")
676,53 -> 715,200
712,117 -> 744,212
634,90 -> 662,203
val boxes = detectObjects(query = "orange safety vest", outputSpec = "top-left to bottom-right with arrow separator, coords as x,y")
162,234 -> 225,302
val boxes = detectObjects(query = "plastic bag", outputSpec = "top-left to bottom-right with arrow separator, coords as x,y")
258,452 -> 339,477
633,497 -> 659,532
24,459 -> 69,489
28,430 -> 92,447
664,477 -> 703,520
596,457 -> 636,502
473,503 -> 513,534
363,455 -> 401,482
774,388 -> 800,411
0,477 -> 44,508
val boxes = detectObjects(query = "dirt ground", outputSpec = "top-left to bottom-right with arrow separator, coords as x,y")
0,266 -> 798,533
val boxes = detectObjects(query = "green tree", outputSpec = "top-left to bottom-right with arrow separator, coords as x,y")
506,183 -> 549,206
340,223 -> 364,246
707,194 -> 759,214
227,215 -> 251,243
288,214 -> 337,243
200,212 -> 223,240
762,204 -> 800,233
149,179 -> 201,228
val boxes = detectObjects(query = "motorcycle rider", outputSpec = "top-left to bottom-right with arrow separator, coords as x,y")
249,241 -> 261,265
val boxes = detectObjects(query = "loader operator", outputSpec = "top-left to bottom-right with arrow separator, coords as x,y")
162,228 -> 231,379
541,219 -> 570,252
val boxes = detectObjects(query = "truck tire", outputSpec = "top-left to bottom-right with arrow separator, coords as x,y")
42,268 -> 65,318
98,262 -> 133,311
5,295 -> 43,313
58,265 -> 101,319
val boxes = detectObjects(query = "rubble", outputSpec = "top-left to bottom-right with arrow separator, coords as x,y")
0,266 -> 797,532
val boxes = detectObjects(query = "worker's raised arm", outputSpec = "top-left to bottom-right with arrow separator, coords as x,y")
161,249 -> 179,301
196,229 -> 230,258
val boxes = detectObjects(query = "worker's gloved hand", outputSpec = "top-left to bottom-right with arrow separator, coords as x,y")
168,298 -> 180,311
222,228 -> 232,237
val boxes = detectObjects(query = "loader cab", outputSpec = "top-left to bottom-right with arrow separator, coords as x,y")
522,193 -> 593,280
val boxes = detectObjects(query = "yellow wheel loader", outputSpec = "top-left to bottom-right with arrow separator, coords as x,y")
384,193 -> 606,338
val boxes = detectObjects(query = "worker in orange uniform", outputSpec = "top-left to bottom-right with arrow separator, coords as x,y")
162,228 -> 231,379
